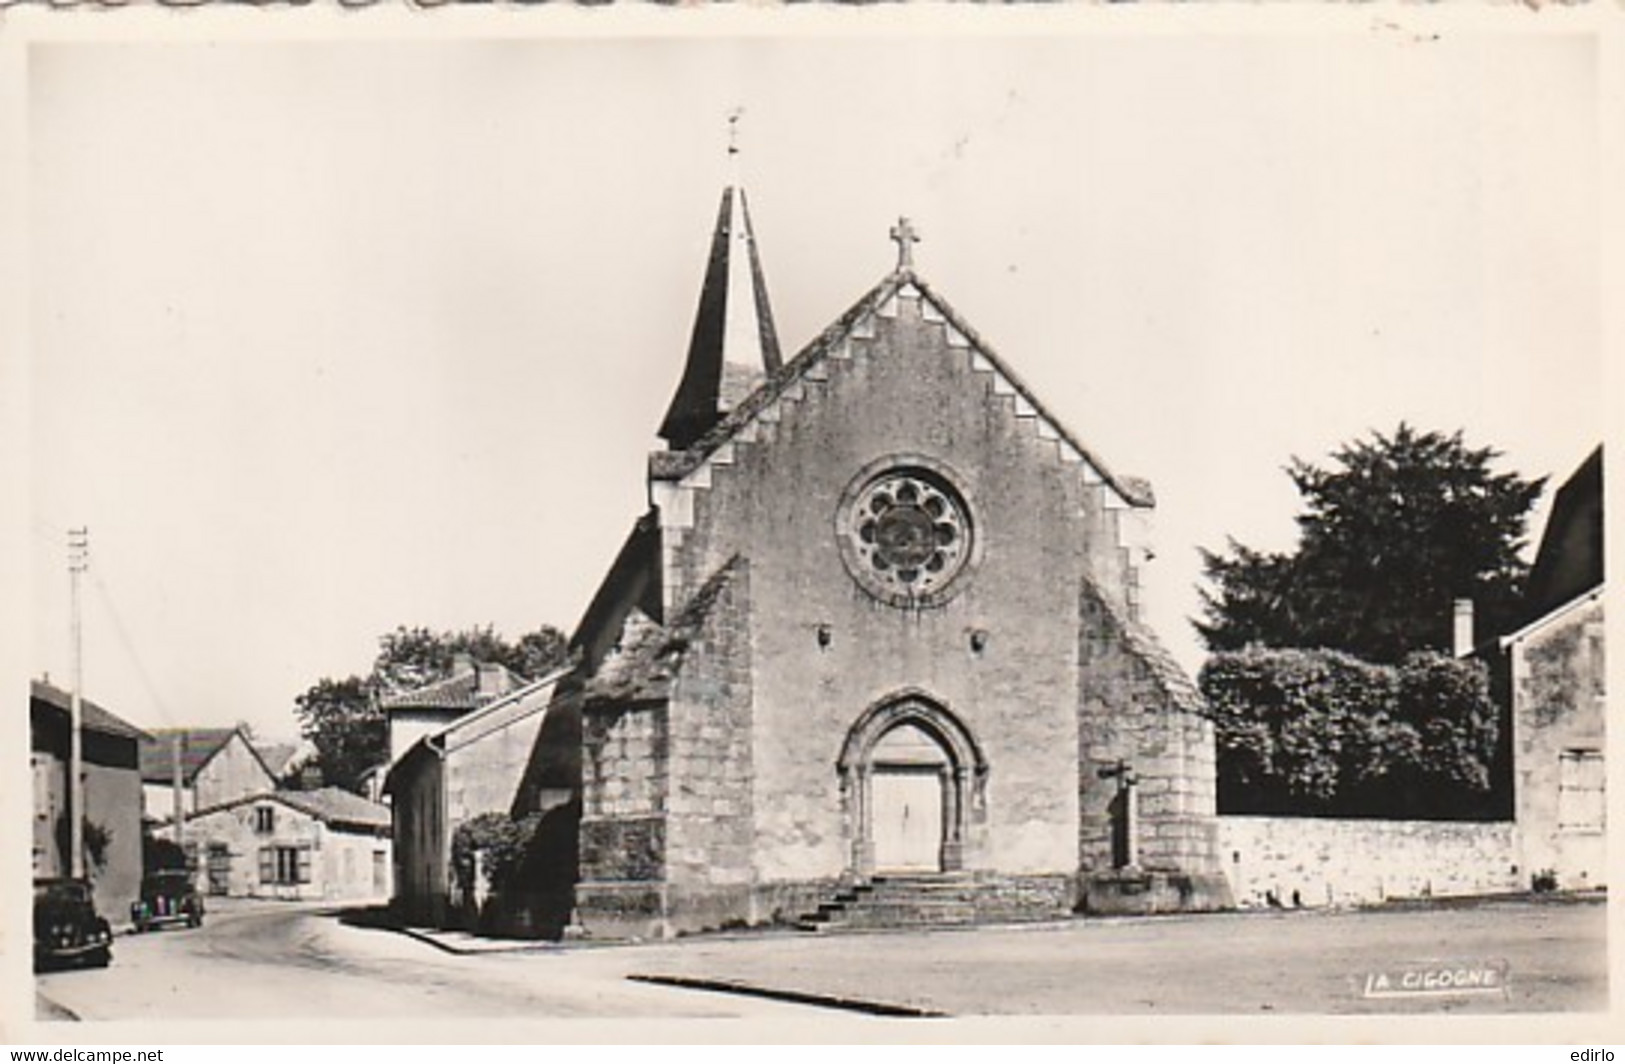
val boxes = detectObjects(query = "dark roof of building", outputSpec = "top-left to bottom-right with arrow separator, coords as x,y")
377,662 -> 523,713
185,786 -> 391,832
30,679 -> 152,742
139,727 -> 273,786
658,186 -> 783,449
1523,445 -> 1603,624
584,555 -> 745,706
648,268 -> 1153,509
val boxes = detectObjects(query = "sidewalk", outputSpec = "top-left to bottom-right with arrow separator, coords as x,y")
337,905 -> 564,955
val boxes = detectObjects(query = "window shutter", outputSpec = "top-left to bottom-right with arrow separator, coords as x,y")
258,846 -> 273,883
297,845 -> 313,884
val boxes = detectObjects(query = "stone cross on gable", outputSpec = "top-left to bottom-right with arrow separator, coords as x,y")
890,216 -> 920,270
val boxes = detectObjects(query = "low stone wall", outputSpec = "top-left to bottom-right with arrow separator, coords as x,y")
1218,816 -> 1519,908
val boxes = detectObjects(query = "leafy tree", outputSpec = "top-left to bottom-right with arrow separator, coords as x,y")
293,624 -> 571,793
293,676 -> 381,794
1197,425 -> 1545,664
1200,647 -> 1499,818
371,624 -> 570,695
141,831 -> 188,875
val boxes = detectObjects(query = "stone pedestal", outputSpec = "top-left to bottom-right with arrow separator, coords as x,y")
1080,869 -> 1234,916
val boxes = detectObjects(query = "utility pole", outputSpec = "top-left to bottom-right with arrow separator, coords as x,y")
172,732 -> 186,863
67,528 -> 89,879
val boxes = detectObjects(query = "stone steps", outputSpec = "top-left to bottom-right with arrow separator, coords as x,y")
797,874 -> 1043,932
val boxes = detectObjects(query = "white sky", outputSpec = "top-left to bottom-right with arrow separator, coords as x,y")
16,20 -> 1610,742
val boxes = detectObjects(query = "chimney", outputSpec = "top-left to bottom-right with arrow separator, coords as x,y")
450,652 -> 475,678
476,662 -> 511,698
1452,599 -> 1475,658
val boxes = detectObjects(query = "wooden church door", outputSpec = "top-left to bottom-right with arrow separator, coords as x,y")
869,723 -> 949,873
872,769 -> 943,872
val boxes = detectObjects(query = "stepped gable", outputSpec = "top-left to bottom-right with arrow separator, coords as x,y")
649,267 -> 1154,513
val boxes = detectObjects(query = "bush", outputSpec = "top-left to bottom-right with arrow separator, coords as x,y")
450,812 -> 542,897
1201,646 -> 1499,818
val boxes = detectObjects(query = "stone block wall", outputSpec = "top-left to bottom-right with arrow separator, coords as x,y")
664,561 -> 754,897
1076,579 -> 1222,882
579,703 -> 668,884
1217,816 -> 1519,908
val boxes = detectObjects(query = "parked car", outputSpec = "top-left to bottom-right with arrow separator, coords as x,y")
33,878 -> 113,971
131,869 -> 204,933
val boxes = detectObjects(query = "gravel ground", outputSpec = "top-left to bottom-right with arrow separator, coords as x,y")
616,896 -> 1608,1016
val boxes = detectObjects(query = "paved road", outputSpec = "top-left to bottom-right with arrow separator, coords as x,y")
35,895 -> 1606,1026
33,900 -> 813,1023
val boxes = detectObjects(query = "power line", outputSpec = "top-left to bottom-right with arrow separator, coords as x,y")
90,570 -> 178,729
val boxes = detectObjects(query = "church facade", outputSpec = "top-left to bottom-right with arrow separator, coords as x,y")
555,185 -> 1233,937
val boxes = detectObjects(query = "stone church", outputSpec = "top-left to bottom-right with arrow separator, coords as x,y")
545,180 -> 1233,938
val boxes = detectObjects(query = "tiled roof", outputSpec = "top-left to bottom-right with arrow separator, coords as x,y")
649,268 -> 1154,509
185,787 -> 391,832
272,787 -> 392,831
584,555 -> 745,706
30,679 -> 152,742
377,663 -> 521,712
139,728 -> 258,785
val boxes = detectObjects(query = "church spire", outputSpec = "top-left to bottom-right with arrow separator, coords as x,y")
657,115 -> 783,451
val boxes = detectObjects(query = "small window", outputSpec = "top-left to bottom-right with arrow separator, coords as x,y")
1558,749 -> 1605,832
254,806 -> 275,834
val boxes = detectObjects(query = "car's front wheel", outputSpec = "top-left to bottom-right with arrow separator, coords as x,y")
87,947 -> 111,969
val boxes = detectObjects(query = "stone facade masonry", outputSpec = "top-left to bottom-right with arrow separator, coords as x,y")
572,285 -> 1229,936
577,563 -> 755,936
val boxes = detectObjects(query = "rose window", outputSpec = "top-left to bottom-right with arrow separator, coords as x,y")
840,467 -> 973,605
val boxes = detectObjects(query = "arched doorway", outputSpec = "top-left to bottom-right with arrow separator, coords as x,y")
870,724 -> 949,872
838,692 -> 986,879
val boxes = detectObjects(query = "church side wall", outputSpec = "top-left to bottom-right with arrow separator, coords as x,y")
665,294 -> 1141,890
1077,580 -> 1228,913
660,561 -> 759,931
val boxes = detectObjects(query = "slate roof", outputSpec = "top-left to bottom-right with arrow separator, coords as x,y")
30,679 -> 152,742
1523,445 -> 1603,624
139,727 -> 272,786
649,267 -> 1154,509
658,186 -> 783,449
584,555 -> 745,706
